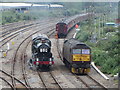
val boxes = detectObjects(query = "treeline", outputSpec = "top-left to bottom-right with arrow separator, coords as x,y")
75,2 -> 119,75
1,7 -> 64,25
91,28 -> 119,75
2,10 -> 36,25
53,2 -> 118,16
2,2 -> 118,25
76,20 -> 120,75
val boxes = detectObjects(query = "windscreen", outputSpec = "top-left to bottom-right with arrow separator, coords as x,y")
82,49 -> 90,54
73,49 -> 81,54
73,49 -> 90,54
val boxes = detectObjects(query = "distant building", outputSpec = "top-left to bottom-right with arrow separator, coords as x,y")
105,22 -> 119,27
0,3 -> 63,12
49,4 -> 63,9
15,8 -> 29,13
105,22 -> 116,26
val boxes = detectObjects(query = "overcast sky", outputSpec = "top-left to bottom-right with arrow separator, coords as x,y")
0,0 -> 119,2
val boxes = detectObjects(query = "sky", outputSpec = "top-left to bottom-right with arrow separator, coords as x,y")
0,0 -> 119,2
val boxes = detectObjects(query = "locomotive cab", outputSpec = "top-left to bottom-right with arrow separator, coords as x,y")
63,38 -> 91,74
71,44 -> 91,74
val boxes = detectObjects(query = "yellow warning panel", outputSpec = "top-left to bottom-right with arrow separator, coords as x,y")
81,55 -> 90,61
73,54 -> 81,61
73,54 -> 90,61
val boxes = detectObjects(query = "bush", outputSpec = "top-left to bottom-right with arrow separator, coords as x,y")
76,31 -> 90,42
76,21 -> 119,75
2,10 -> 36,25
104,27 -> 117,33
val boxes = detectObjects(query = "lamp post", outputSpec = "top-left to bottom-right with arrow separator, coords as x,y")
118,72 -> 120,90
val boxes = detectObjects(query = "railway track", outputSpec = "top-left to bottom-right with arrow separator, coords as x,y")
1,24 -> 33,38
0,19 -> 59,48
10,26 -> 63,89
0,70 -> 29,89
76,75 -> 107,90
1,20 -> 35,37
1,20 -> 42,38
21,39 -> 32,89
1,17 -> 59,88
0,19 -> 56,38
55,34 -> 108,89
0,77 -> 14,89
37,71 -> 62,89
8,21 -> 57,89
1,15 -> 112,89
35,29 -> 63,89
22,27 -> 56,89
11,36 -> 31,89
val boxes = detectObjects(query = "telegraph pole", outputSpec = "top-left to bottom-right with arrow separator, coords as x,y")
101,14 -> 104,37
98,17 -> 100,39
118,72 -> 120,90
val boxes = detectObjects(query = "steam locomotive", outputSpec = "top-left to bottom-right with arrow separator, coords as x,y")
28,34 -> 54,70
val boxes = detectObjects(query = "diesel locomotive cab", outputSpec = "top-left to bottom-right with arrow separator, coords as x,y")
63,38 -> 91,74
71,45 -> 91,73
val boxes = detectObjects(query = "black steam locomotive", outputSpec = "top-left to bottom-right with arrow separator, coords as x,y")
63,38 -> 91,74
28,34 -> 54,70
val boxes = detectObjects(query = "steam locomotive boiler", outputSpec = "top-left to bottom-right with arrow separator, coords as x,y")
28,34 -> 54,70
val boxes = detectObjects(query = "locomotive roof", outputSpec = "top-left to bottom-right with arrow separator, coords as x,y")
32,34 -> 48,40
65,14 -> 86,23
65,38 -> 90,48
57,13 -> 89,24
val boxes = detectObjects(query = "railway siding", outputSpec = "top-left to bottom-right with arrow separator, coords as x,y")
0,13 -> 118,89
53,30 -> 109,89
1,19 -> 60,89
50,68 -> 76,88
51,38 -> 76,88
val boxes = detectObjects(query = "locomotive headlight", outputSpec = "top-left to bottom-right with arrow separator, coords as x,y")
49,61 -> 52,65
49,58 -> 52,65
36,58 -> 39,61
36,62 -> 39,65
43,48 -> 45,52
40,49 -> 42,52
49,58 -> 52,61
36,58 -> 39,65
